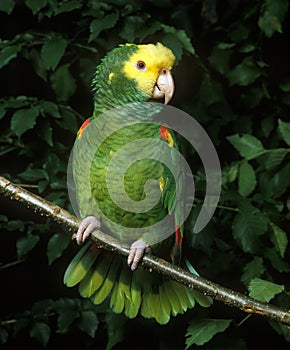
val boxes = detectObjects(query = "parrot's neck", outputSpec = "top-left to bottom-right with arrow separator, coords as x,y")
92,88 -> 149,118
91,86 -> 163,125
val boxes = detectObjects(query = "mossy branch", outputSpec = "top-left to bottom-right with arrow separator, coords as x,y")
0,175 -> 289,326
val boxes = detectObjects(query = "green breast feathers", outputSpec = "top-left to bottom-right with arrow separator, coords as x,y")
64,43 -> 212,325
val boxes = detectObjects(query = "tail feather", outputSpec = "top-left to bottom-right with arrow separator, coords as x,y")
65,244 -> 212,324
170,280 -> 192,312
159,282 -> 172,319
110,263 -> 132,316
126,272 -> 141,318
64,243 -> 99,287
184,286 -> 196,308
110,277 -> 124,314
148,293 -> 165,324
163,279 -> 184,317
190,289 -> 212,307
91,255 -> 120,304
79,251 -> 112,297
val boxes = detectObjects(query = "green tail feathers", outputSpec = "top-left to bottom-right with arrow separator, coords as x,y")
64,244 -> 212,324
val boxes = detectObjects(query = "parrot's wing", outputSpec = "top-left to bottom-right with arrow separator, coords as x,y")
159,127 -> 186,265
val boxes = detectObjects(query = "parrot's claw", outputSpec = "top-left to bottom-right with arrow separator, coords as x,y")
73,216 -> 101,245
127,239 -> 150,271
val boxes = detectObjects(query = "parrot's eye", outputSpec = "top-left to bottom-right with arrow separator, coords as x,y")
136,61 -> 147,71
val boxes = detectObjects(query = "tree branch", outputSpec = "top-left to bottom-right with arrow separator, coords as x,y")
0,175 -> 289,326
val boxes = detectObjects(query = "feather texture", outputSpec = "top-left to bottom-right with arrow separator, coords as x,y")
64,43 -> 212,324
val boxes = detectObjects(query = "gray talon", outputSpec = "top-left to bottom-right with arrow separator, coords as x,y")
74,216 -> 101,244
127,239 -> 150,271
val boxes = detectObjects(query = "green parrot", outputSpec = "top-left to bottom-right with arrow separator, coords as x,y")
64,43 -> 212,324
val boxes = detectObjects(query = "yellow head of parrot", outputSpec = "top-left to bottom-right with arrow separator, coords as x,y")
123,43 -> 175,104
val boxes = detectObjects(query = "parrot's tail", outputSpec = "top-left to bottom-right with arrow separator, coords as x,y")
64,243 -> 212,324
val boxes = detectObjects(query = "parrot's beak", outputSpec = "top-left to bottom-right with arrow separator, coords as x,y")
152,69 -> 174,104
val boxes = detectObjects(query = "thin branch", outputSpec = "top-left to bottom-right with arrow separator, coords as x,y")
0,175 -> 289,326
0,258 -> 26,270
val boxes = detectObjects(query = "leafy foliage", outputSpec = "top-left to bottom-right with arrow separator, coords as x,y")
248,278 -> 285,303
185,319 -> 232,348
0,0 -> 290,349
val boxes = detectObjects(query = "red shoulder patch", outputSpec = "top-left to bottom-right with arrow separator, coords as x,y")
160,125 -> 174,147
160,125 -> 168,140
77,118 -> 90,139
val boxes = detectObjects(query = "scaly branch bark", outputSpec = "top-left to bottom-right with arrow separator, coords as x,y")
0,175 -> 289,326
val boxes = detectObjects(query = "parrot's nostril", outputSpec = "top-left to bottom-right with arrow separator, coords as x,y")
162,69 -> 167,74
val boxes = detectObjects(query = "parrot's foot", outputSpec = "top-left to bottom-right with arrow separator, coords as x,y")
73,216 -> 101,245
127,239 -> 150,271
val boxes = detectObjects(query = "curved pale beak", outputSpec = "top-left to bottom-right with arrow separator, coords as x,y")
152,69 -> 174,104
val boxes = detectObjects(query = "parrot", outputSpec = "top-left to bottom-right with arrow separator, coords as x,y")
64,42 -> 212,324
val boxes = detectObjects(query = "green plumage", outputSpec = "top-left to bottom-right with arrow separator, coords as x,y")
64,44 -> 212,324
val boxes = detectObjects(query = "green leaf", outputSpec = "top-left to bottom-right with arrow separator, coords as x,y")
163,25 -> 195,55
32,299 -> 54,314
209,47 -> 231,75
40,100 -> 61,118
89,12 -> 119,42
199,75 -> 224,105
227,56 -> 261,86
47,233 -> 71,265
162,33 -> 183,63
241,257 -> 265,285
105,312 -> 127,350
258,0 -> 289,37
278,119 -> 290,146
28,48 -> 47,81
227,134 -> 265,159
14,318 -> 30,336
227,163 -> 239,182
17,234 -> 40,258
217,42 -> 236,50
30,321 -> 51,347
119,15 -> 144,42
238,161 -> 256,196
248,278 -> 284,302
161,24 -> 195,62
279,79 -> 290,92
0,326 -> 8,345
232,205 -> 268,253
0,44 -> 22,69
0,103 -> 7,119
6,219 -> 25,231
270,223 -> 288,258
11,106 -> 39,137
18,167 -> 48,182
37,119 -> 53,146
25,0 -> 47,14
265,247 -> 290,272
269,321 -> 290,342
264,149 -> 288,169
43,153 -> 61,177
51,64 -> 76,102
57,308 -> 79,334
41,38 -> 68,70
272,162 -> 290,197
55,298 -> 80,333
56,107 -> 78,132
0,0 -> 15,14
55,0 -> 82,15
78,310 -> 99,338
185,319 -> 231,348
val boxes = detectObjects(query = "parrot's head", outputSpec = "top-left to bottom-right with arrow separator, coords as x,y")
92,43 -> 175,110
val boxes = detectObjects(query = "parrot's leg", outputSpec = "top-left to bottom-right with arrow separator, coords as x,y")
73,216 -> 149,271
73,216 -> 101,245
128,239 -> 151,271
